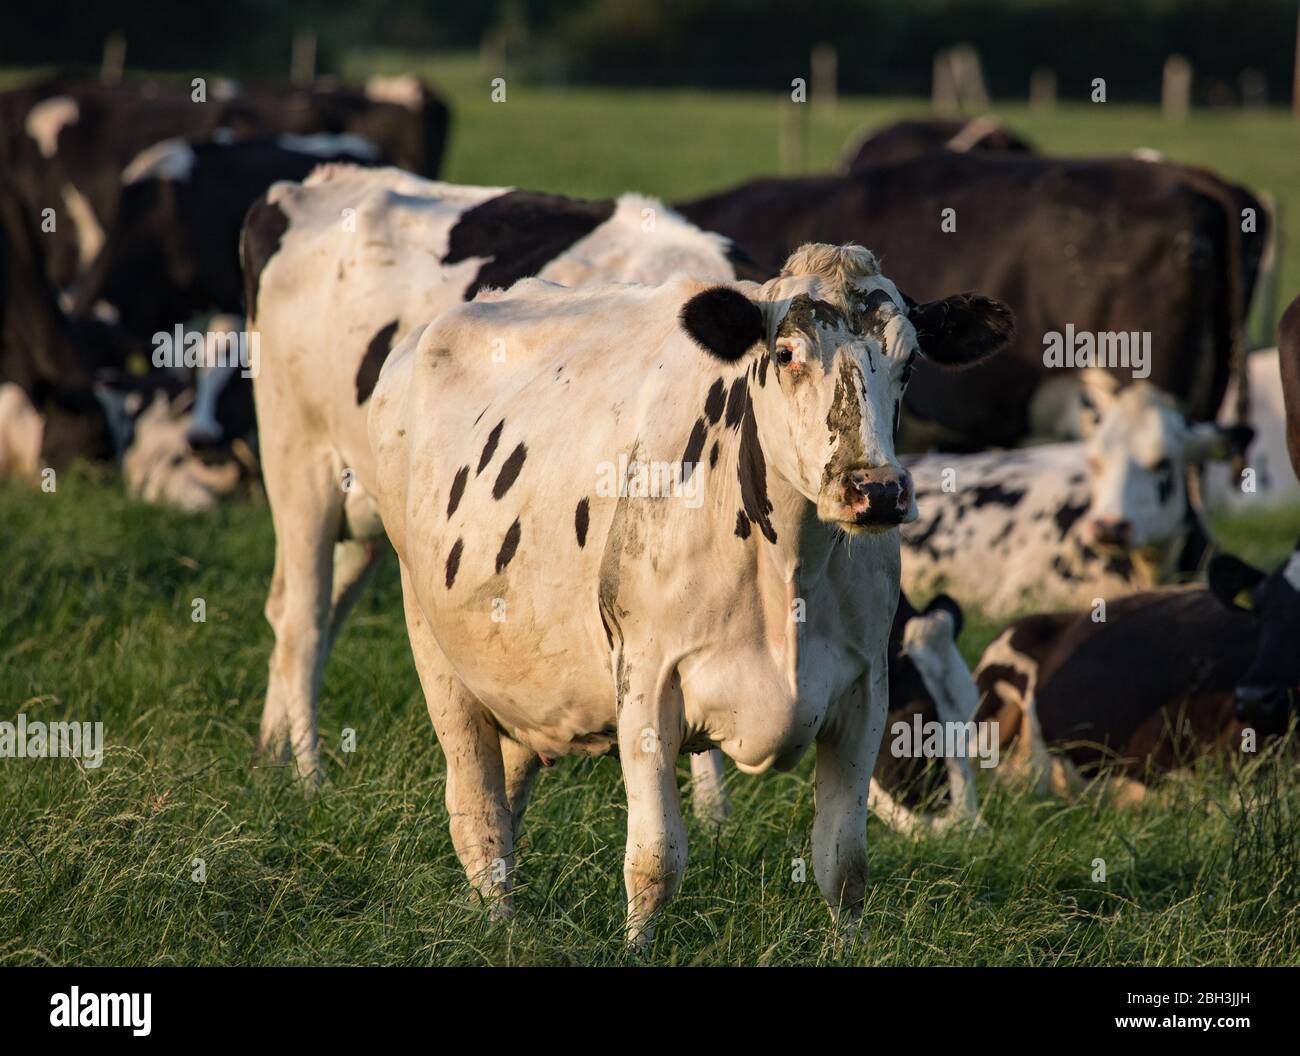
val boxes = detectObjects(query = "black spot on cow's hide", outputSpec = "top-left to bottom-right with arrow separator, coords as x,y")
971,483 -> 1026,508
477,419 -> 504,475
725,375 -> 748,429
906,510 -> 946,560
1051,555 -> 1080,582
757,352 -> 769,387
496,518 -> 522,573
443,190 -> 616,299
241,196 -> 289,321
445,538 -> 464,588
1054,501 -> 1089,539
681,417 -> 708,484
709,440 -> 720,468
735,510 -> 751,538
447,465 -> 469,517
738,395 -> 777,543
575,497 -> 590,547
1104,553 -> 1135,579
704,379 -> 726,423
355,320 -> 400,404
493,442 -> 527,499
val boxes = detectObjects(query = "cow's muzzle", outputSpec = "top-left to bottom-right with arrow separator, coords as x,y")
836,465 -> 913,528
1233,682 -> 1292,731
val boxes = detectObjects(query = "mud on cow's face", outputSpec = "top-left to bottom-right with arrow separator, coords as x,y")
1081,382 -> 1251,552
680,243 -> 1013,533
1210,547 -> 1300,734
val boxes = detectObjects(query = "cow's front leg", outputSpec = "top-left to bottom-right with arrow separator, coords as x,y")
617,662 -> 687,950
814,661 -> 889,931
400,564 -> 514,916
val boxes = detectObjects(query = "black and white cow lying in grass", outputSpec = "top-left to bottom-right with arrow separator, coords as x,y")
366,244 -> 1010,943
243,165 -> 758,784
900,380 -> 1250,615
972,543 -> 1300,804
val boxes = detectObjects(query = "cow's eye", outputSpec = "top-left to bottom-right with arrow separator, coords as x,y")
774,345 -> 794,367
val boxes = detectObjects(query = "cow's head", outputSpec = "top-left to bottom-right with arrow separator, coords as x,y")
1079,379 -> 1250,551
120,389 -> 243,513
680,243 -> 1012,533
1209,546 -> 1300,734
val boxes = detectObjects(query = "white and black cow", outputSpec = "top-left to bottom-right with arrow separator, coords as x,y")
1204,347 -> 1300,510
973,543 -> 1300,803
366,244 -> 1009,942
72,135 -> 385,338
243,165 -> 765,786
900,380 -> 1250,616
0,75 -> 450,288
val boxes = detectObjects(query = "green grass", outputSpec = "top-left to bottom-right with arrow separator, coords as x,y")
2,470 -> 1298,966
3,55 -> 1300,965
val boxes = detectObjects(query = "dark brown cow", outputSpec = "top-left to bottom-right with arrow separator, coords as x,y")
677,153 -> 1267,452
972,545 -> 1300,800
842,116 -> 1033,170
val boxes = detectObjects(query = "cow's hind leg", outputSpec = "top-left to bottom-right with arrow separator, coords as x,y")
259,455 -> 342,785
814,660 -> 889,933
500,733 -> 542,835
689,750 -> 730,825
400,563 -> 514,916
327,538 -> 386,649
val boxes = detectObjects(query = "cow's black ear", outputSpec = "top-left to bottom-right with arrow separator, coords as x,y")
1208,553 -> 1265,611
680,286 -> 764,362
909,293 -> 1014,368
924,592 -> 964,639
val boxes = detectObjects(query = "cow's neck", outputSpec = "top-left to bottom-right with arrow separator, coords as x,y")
717,389 -> 843,623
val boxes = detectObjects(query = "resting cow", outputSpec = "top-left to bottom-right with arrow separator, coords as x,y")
366,244 -> 1010,943
973,544 -> 1300,802
243,165 -> 760,785
900,380 -> 1248,615
676,153 -> 1265,452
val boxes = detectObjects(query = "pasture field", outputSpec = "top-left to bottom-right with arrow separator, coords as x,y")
3,56 -> 1300,965
1,472 -> 1298,966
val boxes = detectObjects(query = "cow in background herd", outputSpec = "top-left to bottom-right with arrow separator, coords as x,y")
0,71 -> 449,498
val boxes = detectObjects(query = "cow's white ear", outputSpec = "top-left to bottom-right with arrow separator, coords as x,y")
680,286 -> 764,362
1185,422 -> 1254,464
908,293 -> 1013,368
